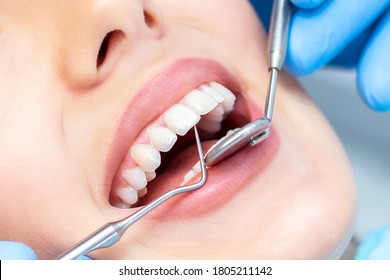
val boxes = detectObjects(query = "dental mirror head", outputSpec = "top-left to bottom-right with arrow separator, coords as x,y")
204,117 -> 270,167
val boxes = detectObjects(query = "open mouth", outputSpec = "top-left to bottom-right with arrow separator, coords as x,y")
109,81 -> 251,209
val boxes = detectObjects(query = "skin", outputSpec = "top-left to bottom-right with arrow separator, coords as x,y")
0,0 -> 356,259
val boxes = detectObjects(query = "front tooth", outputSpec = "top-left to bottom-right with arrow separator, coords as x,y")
145,171 -> 156,181
113,202 -> 131,209
163,104 -> 200,136
181,162 -> 201,186
227,128 -> 240,136
222,102 -> 234,113
181,170 -> 198,186
148,127 -> 177,152
209,82 -> 236,103
197,118 -> 222,133
131,144 -> 161,172
138,187 -> 148,198
117,187 -> 138,205
204,105 -> 224,122
207,104 -> 224,116
183,89 -> 218,115
122,167 -> 147,190
204,113 -> 224,122
199,85 -> 225,103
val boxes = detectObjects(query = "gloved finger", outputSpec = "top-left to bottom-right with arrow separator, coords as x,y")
0,241 -> 37,260
286,0 -> 390,76
250,0 -> 273,30
357,8 -> 390,112
355,225 -> 390,259
77,255 -> 93,260
330,26 -> 374,67
250,0 -> 325,30
289,0 -> 326,9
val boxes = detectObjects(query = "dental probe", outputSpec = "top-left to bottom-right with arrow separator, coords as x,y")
203,0 -> 292,167
57,127 -> 207,260
263,0 -> 292,123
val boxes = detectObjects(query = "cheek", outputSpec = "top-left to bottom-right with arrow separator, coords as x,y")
0,134 -> 73,229
193,0 -> 267,88
0,150 -> 105,258
209,0 -> 265,49
166,0 -> 264,53
0,95 -> 98,250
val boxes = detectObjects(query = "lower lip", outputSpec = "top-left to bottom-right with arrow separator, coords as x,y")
124,99 -> 280,220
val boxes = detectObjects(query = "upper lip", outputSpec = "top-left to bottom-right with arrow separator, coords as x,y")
102,57 -> 242,202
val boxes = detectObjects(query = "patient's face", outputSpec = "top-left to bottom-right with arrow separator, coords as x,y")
0,0 -> 356,259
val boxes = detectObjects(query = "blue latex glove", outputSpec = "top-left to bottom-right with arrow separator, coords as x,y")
0,241 -> 92,260
251,0 -> 390,112
355,225 -> 390,260
0,241 -> 37,260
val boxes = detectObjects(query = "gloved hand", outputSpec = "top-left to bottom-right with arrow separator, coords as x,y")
0,241 -> 92,260
355,225 -> 390,260
251,0 -> 390,112
0,241 -> 37,260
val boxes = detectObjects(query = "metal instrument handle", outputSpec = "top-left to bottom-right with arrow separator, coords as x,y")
268,0 -> 292,71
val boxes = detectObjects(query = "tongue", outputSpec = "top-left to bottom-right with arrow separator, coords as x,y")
137,140 -> 215,205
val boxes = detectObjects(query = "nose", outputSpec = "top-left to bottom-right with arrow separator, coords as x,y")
57,0 -> 164,90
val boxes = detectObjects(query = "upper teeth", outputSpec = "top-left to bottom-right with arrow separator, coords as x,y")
163,104 -> 201,136
148,127 -> 178,152
122,167 -> 147,190
183,89 -> 219,115
113,82 -> 236,208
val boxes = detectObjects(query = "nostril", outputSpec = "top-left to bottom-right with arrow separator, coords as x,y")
97,32 -> 111,68
143,10 -> 156,29
96,30 -> 125,68
142,2 -> 164,36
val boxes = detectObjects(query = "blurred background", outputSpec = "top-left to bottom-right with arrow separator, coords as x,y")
297,68 -> 390,258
